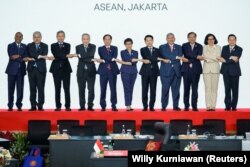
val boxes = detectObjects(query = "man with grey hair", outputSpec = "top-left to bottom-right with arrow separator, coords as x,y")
75,33 -> 96,111
159,33 -> 186,111
27,31 -> 48,111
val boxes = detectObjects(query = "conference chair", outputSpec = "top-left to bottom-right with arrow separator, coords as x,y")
236,119 -> 250,138
113,120 -> 136,135
57,120 -> 80,134
69,125 -> 93,136
140,120 -> 164,135
27,120 -> 51,151
170,119 -> 192,136
84,120 -> 107,136
203,119 -> 226,135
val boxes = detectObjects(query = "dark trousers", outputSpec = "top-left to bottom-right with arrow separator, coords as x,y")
160,69 -> 181,109
100,74 -> 117,109
223,74 -> 240,109
28,68 -> 46,108
182,70 -> 200,109
77,72 -> 96,108
121,73 -> 137,106
53,73 -> 71,109
141,75 -> 158,109
7,71 -> 24,109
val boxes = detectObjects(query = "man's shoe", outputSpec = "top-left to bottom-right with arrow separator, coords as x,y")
78,107 -> 86,111
8,108 -> 13,111
173,107 -> 181,111
29,108 -> 37,111
161,108 -> 166,111
101,108 -> 106,112
184,108 -> 189,111
17,108 -> 22,111
142,108 -> 147,111
66,108 -> 71,111
38,107 -> 44,111
225,108 -> 231,111
192,108 -> 199,112
232,108 -> 237,111
112,108 -> 118,112
150,108 -> 155,111
55,108 -> 61,111
88,107 -> 95,111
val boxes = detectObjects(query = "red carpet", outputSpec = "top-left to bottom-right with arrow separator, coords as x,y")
0,109 -> 250,133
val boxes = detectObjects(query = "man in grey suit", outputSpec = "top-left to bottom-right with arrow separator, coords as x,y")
76,33 -> 96,111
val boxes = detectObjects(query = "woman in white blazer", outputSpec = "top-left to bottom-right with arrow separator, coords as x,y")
202,34 -> 221,111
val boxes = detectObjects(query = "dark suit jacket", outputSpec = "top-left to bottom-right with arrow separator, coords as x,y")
220,45 -> 243,76
120,49 -> 138,74
159,43 -> 182,77
5,42 -> 27,76
181,42 -> 203,75
97,45 -> 120,75
27,42 -> 48,73
139,47 -> 160,76
49,42 -> 72,75
76,43 -> 97,77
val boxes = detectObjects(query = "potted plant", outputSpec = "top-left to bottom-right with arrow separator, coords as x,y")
9,132 -> 29,164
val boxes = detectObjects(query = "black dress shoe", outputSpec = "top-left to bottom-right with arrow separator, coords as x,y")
142,108 -> 148,111
65,108 -> 71,111
38,107 -> 44,111
184,108 -> 189,111
225,108 -> 231,111
55,108 -> 61,111
161,108 -> 166,111
88,107 -> 95,111
17,108 -> 22,111
173,107 -> 181,111
78,107 -> 86,111
232,108 -> 237,111
8,108 -> 13,111
112,108 -> 118,111
29,108 -> 37,111
149,108 -> 155,111
101,108 -> 106,112
192,108 -> 199,112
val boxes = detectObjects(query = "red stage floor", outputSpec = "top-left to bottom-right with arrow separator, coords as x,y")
0,109 -> 250,133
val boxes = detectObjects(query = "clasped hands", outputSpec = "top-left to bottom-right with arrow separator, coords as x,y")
217,56 -> 239,63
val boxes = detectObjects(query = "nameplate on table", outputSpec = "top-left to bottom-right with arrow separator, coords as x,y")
48,134 -> 70,140
104,150 -> 128,157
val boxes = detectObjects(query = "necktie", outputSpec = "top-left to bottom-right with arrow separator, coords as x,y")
230,46 -> 233,53
36,44 -> 39,50
149,48 -> 152,56
191,44 -> 194,51
170,45 -> 173,52
84,46 -> 87,53
59,43 -> 63,48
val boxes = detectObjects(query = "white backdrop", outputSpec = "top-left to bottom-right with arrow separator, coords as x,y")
0,0 -> 250,109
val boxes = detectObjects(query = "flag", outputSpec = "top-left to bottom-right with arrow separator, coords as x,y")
93,139 -> 104,153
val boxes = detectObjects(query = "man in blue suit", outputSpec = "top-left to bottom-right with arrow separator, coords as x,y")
5,32 -> 27,111
159,33 -> 184,111
96,34 -> 120,111
218,34 -> 243,111
181,32 -> 203,111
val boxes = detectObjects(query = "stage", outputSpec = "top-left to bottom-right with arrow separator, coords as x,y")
1,109 -> 250,133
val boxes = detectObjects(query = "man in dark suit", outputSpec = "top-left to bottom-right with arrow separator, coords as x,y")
5,32 -> 27,111
76,33 -> 96,111
49,31 -> 73,111
181,32 -> 203,111
139,35 -> 160,111
27,31 -> 48,111
96,34 -> 120,111
159,33 -> 185,111
218,34 -> 243,111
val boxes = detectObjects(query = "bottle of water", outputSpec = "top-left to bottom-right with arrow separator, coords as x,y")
121,124 -> 126,135
187,124 -> 191,136
57,124 -> 60,135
